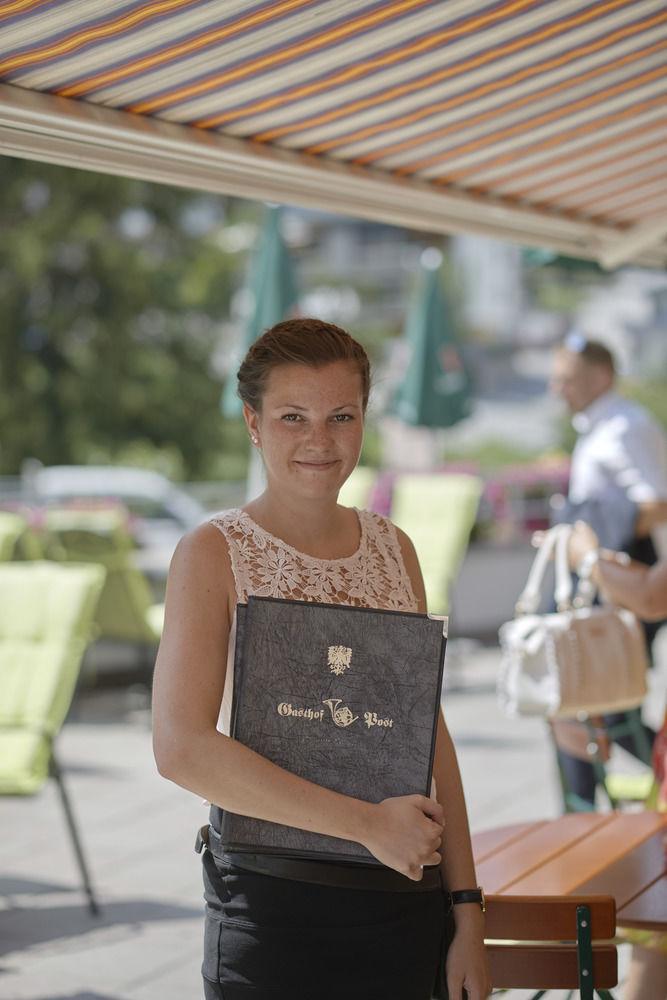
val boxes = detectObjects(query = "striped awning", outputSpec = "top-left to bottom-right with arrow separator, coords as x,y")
1,0 -> 666,268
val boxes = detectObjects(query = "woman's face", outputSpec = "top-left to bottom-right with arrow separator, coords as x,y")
244,360 -> 365,502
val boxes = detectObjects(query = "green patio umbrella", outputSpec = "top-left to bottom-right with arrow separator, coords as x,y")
221,205 -> 298,418
392,249 -> 471,428
522,246 -> 605,275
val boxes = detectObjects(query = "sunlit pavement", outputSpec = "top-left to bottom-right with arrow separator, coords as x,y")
1,632 -> 665,999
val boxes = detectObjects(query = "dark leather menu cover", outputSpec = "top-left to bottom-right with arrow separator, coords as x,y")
220,595 -> 447,864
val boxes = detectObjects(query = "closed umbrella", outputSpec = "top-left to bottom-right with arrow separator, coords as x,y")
390,249 -> 478,613
221,206 -> 298,419
221,206 -> 298,500
392,248 -> 471,429
522,246 -> 604,275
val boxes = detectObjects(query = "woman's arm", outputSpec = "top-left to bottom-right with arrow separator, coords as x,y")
636,500 -> 667,537
568,521 -> 667,620
153,523 -> 373,841
397,528 -> 491,1000
595,560 -> 667,620
152,523 -> 443,874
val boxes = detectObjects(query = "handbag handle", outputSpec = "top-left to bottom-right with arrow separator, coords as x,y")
516,524 -> 573,615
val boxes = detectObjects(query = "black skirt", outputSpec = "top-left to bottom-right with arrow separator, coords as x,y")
202,855 -> 454,1000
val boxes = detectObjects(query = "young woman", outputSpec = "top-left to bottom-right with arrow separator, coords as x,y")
152,319 -> 490,1000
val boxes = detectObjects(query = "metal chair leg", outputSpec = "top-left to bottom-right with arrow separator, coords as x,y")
49,745 -> 100,916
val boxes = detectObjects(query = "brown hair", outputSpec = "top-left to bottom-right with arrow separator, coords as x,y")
236,317 -> 371,412
562,333 -> 616,374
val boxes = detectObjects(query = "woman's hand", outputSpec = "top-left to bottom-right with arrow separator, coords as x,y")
446,908 -> 492,999
532,522 -> 600,572
567,520 -> 600,570
361,794 -> 444,879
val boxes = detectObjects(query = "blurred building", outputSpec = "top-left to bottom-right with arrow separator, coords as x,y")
451,235 -> 524,341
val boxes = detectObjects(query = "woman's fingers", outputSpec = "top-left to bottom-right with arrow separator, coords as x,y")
417,794 -> 444,825
408,851 -> 442,881
363,795 -> 446,877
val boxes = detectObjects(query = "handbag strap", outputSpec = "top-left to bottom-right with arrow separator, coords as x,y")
554,524 -> 575,610
572,552 -> 599,609
516,524 -> 573,614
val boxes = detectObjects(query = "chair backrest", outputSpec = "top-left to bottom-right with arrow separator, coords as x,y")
0,562 -> 105,793
485,893 -> 617,996
337,466 -> 376,510
390,473 -> 482,613
0,511 -> 28,560
42,508 -> 158,643
550,712 -> 655,812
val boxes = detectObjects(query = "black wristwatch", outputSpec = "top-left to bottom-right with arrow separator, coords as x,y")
449,887 -> 486,912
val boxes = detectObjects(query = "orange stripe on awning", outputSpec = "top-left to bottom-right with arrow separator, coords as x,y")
588,189 -> 667,224
577,173 -> 667,212
125,0 -> 436,115
339,26 -> 666,166
430,96 -> 667,185
195,0 -> 537,131
0,0 -> 203,76
466,114 -> 667,190
55,0 -> 312,100
395,64 -> 667,177
536,151 -> 667,208
258,0 -> 642,147
507,134 -> 665,198
0,0 -> 54,23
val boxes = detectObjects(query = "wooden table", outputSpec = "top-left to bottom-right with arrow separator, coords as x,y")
472,811 -> 667,932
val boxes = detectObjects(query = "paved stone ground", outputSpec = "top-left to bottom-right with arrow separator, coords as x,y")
2,634 -> 665,1000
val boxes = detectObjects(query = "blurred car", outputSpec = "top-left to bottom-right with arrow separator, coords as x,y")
30,465 -> 210,578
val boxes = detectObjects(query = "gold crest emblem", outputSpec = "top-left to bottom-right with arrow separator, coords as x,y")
327,645 -> 352,676
322,698 -> 358,728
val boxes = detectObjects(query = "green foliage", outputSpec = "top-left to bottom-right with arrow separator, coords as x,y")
0,157 -> 258,478
620,379 -> 667,433
555,380 -> 667,454
440,438 -> 543,471
359,421 -> 383,468
524,270 -> 600,317
556,414 -> 577,455
208,419 -> 252,481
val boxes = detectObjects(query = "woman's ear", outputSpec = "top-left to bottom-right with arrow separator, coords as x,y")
243,403 -> 260,447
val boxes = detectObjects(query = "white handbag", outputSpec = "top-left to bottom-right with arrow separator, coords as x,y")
497,525 -> 648,719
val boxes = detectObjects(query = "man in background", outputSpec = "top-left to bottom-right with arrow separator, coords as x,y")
549,332 -> 667,805
551,333 -> 667,556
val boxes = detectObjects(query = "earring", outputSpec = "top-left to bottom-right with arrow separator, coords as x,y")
251,435 -> 258,445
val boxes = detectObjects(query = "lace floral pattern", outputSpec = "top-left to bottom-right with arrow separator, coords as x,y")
209,508 -> 418,612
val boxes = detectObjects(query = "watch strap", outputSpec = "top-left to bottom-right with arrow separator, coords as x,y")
449,887 -> 485,911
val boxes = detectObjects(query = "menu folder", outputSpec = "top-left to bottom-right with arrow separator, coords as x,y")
218,595 -> 447,865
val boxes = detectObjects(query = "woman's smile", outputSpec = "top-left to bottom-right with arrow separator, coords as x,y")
293,458 -> 340,471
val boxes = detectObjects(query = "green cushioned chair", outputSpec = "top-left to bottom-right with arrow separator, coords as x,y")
337,465 -> 377,509
43,508 -> 164,654
390,473 -> 482,615
0,561 -> 106,913
0,511 -> 29,560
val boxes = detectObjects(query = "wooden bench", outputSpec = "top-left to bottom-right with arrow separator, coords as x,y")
484,893 -> 617,997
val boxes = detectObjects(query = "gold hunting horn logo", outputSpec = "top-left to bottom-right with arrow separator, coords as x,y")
322,699 -> 358,728
327,645 -> 352,676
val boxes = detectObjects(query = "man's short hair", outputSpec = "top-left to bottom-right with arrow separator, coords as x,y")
562,331 -> 616,374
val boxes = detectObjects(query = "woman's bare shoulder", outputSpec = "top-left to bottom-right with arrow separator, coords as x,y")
167,521 -> 235,608
393,524 -> 427,613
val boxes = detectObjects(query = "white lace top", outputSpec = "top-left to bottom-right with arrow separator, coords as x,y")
209,507 -> 418,735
